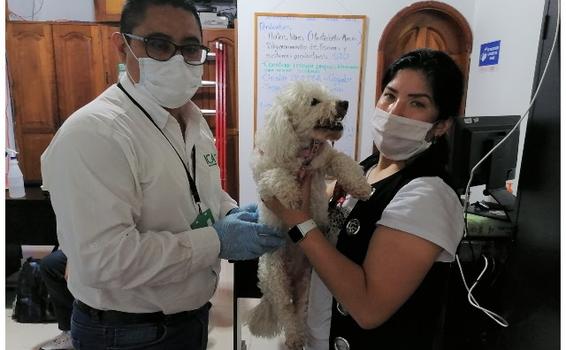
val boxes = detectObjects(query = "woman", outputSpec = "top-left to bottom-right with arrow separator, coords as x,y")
264,49 -> 465,349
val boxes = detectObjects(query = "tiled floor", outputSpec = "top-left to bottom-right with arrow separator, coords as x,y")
5,260 -> 288,350
5,261 -> 235,350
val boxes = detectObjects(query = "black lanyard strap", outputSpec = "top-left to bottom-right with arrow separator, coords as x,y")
117,83 -> 202,211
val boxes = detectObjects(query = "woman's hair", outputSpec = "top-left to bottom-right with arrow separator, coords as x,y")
381,48 -> 464,122
381,49 -> 464,174
120,0 -> 202,37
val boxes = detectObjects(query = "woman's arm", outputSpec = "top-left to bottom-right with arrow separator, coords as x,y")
263,176 -> 443,329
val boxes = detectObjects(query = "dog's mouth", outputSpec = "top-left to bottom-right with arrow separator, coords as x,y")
314,99 -> 348,131
314,119 -> 344,131
314,111 -> 346,131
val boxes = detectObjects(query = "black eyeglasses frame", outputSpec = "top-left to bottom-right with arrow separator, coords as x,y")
123,33 -> 210,66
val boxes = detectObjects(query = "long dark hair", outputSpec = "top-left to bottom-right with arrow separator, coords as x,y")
380,49 -> 464,169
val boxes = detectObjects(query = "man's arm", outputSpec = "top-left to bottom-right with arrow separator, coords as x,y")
42,124 -> 220,290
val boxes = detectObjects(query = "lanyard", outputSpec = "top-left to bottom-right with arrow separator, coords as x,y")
117,83 -> 202,213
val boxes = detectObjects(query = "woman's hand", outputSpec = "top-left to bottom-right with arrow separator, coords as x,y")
262,173 -> 313,229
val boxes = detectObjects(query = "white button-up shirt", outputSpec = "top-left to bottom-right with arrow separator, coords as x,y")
41,75 -> 237,314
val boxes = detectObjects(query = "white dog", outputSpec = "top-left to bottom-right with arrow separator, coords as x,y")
247,81 -> 372,349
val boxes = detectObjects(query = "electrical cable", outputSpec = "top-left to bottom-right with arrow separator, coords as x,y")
456,0 -> 560,327
456,255 -> 509,327
9,0 -> 45,20
8,10 -> 27,20
461,0 -> 561,226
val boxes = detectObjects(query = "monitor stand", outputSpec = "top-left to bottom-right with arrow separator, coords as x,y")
485,188 -> 516,220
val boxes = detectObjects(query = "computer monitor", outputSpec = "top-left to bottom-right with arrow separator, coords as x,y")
447,115 -> 520,211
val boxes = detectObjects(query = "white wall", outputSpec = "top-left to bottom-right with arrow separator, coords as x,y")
6,0 -> 237,22
238,0 -> 546,204
7,0 -> 545,204
237,0 -> 476,205
6,68 -> 16,151
465,0 -> 546,192
5,67 -> 15,187
466,0 -> 545,116
7,0 -> 95,21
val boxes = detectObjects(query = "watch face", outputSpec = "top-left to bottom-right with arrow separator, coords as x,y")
287,226 -> 304,243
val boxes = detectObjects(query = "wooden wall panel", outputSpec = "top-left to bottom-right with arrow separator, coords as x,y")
6,23 -> 57,132
53,24 -> 106,122
21,133 -> 54,182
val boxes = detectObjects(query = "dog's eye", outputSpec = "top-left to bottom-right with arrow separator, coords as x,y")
311,98 -> 321,106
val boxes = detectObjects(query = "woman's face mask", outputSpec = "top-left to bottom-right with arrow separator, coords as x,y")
371,107 -> 435,161
124,35 -> 203,109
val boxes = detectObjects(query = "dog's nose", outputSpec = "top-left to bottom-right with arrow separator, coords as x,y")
336,100 -> 349,116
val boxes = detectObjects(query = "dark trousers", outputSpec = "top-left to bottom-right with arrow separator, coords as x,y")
40,249 -> 74,331
71,301 -> 211,350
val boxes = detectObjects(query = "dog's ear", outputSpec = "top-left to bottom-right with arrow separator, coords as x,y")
282,106 -> 298,120
260,104 -> 299,161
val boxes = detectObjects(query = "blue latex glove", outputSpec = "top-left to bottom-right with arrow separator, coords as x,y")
213,209 -> 284,260
226,203 -> 258,221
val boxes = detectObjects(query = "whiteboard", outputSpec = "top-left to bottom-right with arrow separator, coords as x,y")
254,13 -> 367,159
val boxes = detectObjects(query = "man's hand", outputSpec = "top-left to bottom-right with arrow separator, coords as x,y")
213,209 -> 284,260
226,203 -> 258,221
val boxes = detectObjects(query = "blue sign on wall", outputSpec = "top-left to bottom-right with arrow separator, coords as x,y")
479,40 -> 501,67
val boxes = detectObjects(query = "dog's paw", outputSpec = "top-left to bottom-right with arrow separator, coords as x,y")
247,298 -> 282,337
285,337 -> 306,350
347,182 -> 373,200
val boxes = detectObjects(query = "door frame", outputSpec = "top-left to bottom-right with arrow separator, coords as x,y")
376,1 -> 473,102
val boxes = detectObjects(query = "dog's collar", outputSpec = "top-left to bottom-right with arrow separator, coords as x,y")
297,139 -> 322,180
301,139 -> 322,166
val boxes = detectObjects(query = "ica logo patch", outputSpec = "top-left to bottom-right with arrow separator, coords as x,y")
204,153 -> 217,166
190,208 -> 215,229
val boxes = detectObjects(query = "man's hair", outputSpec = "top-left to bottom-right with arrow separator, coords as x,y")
120,0 -> 202,36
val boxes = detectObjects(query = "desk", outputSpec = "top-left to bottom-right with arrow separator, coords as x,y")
6,187 -> 58,245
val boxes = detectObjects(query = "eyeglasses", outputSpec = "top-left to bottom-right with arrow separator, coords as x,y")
123,33 -> 210,65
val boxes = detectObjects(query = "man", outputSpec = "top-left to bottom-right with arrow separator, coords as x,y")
39,250 -> 74,350
40,1 -> 284,349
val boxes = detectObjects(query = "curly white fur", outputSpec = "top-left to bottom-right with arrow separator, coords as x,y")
247,81 -> 371,349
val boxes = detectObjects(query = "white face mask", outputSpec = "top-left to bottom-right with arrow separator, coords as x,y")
371,107 -> 434,161
124,36 -> 203,108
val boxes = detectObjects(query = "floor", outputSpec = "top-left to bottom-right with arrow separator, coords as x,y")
5,252 -> 284,350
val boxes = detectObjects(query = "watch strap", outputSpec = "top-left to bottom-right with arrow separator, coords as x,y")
288,219 -> 317,243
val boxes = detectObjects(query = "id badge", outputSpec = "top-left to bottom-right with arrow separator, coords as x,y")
190,207 -> 215,229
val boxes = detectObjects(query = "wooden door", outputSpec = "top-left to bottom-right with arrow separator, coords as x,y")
53,24 -> 106,122
101,24 -> 122,87
377,1 -> 472,111
94,0 -> 125,22
197,28 -> 239,201
6,22 -> 58,181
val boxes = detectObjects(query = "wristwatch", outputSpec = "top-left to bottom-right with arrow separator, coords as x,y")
287,219 -> 317,243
